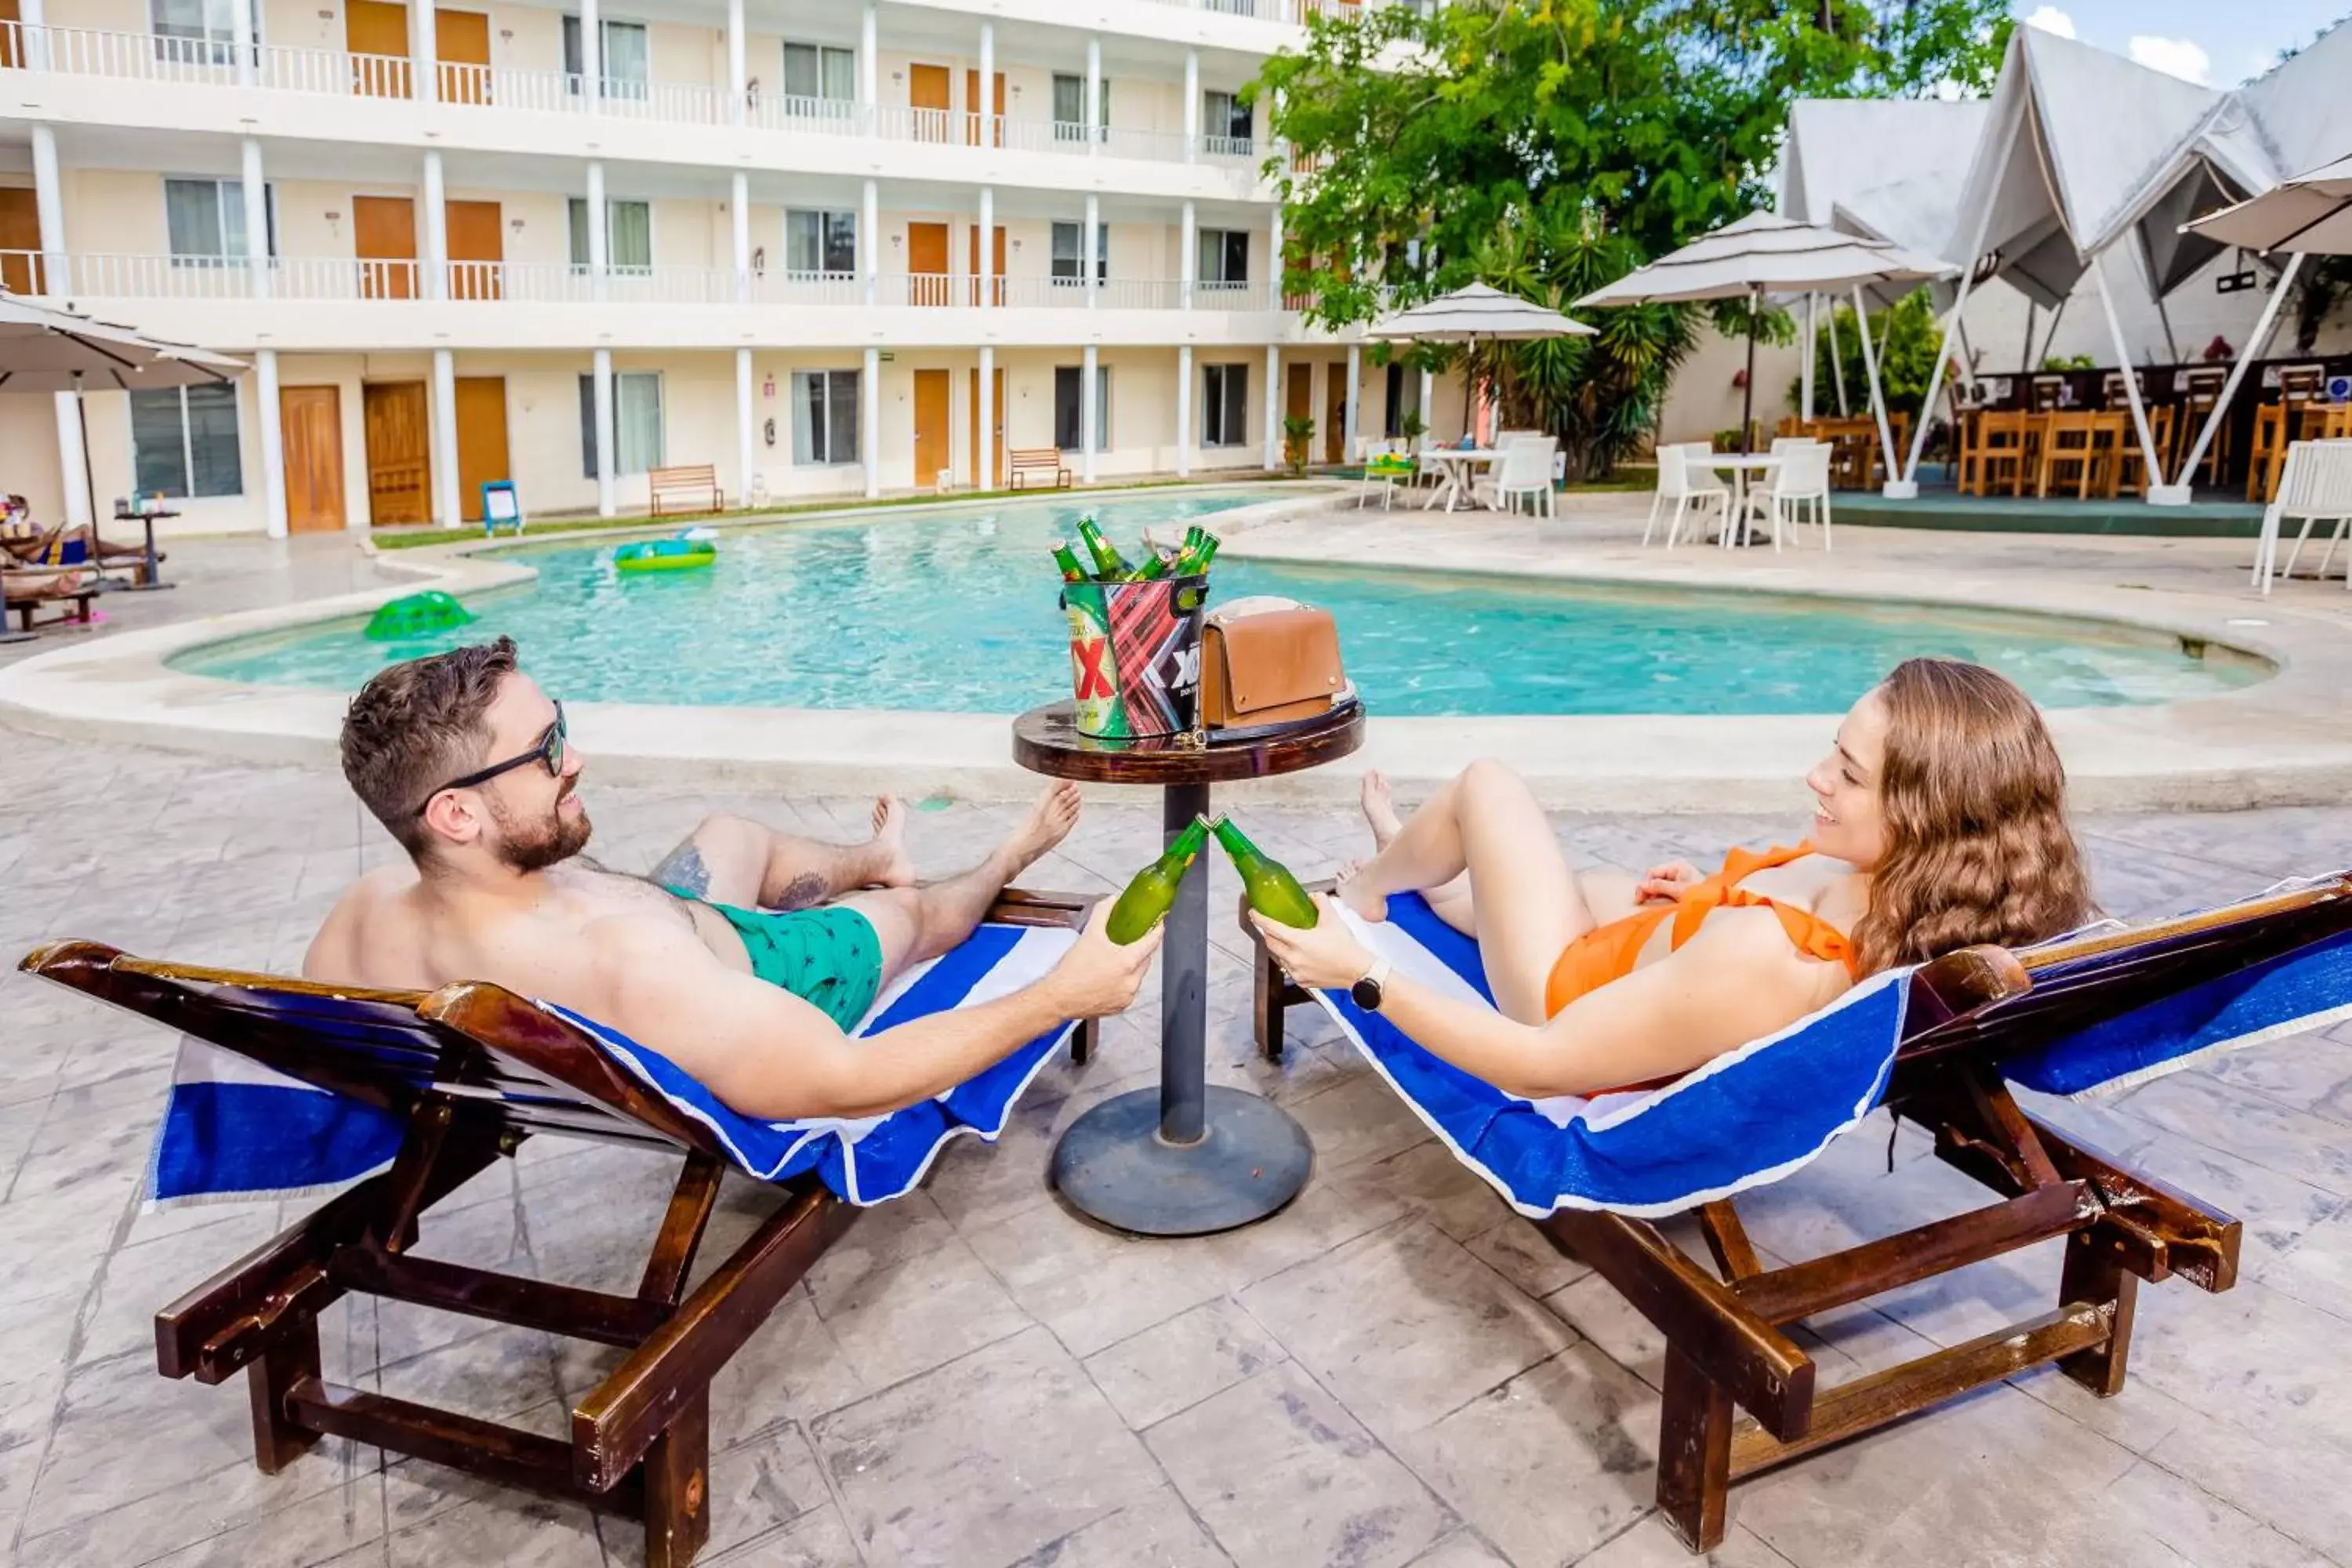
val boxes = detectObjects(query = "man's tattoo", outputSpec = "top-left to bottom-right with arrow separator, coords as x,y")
773,871 -> 827,911
650,842 -> 711,898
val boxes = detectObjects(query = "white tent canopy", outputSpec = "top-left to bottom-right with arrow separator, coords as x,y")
2189,151 -> 2352,256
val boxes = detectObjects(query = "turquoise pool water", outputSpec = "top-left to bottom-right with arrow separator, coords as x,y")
176,492 -> 2260,716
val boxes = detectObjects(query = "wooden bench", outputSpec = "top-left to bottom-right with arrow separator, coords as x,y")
2,568 -> 97,633
1007,448 -> 1071,490
648,464 -> 724,518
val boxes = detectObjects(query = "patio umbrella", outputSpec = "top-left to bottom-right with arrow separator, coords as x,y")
2184,151 -> 2352,256
1573,212 -> 1955,459
1367,282 -> 1593,441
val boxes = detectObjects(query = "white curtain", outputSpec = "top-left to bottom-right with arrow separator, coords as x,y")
615,373 -> 662,474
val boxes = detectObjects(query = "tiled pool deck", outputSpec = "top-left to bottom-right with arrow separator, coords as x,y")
0,523 -> 2346,1567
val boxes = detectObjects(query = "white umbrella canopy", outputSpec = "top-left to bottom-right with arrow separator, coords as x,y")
2185,151 -> 2352,256
0,291 -> 245,392
1367,281 -> 1595,343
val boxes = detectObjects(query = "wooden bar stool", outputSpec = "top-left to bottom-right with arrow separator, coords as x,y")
2177,367 -> 2231,488
2038,412 -> 2107,499
2249,404 -> 2290,502
2117,405 -> 2176,498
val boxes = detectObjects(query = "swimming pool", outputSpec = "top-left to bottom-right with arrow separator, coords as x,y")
175,491 -> 2262,716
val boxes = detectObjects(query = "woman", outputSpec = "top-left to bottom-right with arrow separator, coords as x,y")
1253,658 -> 2095,1099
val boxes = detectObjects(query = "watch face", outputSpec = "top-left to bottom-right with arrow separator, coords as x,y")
1349,975 -> 1382,1011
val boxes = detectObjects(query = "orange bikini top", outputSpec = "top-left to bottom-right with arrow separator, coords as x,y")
1668,843 -> 1857,975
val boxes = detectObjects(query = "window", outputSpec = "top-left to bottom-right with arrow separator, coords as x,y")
563,16 -> 648,96
164,177 -> 273,265
1383,361 -> 1421,438
1051,73 -> 1109,143
150,0 -> 243,65
1054,365 -> 1111,453
568,198 -> 652,273
782,42 -> 855,102
1203,89 -> 1252,154
1202,363 -> 1248,448
130,384 -> 242,498
1197,227 -> 1250,289
785,209 -> 856,275
792,370 -> 860,466
575,372 -> 664,477
1049,221 -> 1108,286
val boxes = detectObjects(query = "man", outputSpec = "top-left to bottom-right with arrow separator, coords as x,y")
306,638 -> 1159,1120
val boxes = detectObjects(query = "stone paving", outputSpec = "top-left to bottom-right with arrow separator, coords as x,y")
0,537 -> 2348,1567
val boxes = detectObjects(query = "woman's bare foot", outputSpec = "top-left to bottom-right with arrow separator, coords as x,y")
1360,770 -> 1403,851
868,797 -> 917,888
1335,857 -> 1388,923
993,782 -> 1083,878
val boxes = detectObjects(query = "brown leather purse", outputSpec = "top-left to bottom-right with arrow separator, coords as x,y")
1199,603 -> 1347,730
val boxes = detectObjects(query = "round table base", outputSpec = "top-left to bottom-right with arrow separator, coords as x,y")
1050,1085 -> 1313,1236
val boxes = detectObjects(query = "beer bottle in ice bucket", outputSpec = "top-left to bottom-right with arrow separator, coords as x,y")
1106,817 -> 1210,944
1076,516 -> 1131,581
1212,816 -> 1319,930
1051,543 -> 1088,583
1171,532 -> 1220,576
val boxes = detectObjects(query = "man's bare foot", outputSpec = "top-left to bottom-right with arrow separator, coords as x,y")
869,797 -> 917,888
995,782 -> 1082,877
1360,770 -> 1403,851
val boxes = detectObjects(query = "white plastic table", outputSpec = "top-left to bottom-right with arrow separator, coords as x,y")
1422,448 -> 1500,513
1695,453 -> 1780,545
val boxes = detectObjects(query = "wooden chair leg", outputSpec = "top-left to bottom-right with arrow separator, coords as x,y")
2056,1230 -> 2138,1397
1657,1345 -> 1734,1552
643,1388 -> 712,1568
1253,938 -> 1287,1062
246,1316 -> 324,1473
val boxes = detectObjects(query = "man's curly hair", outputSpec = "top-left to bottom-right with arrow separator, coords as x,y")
341,637 -> 519,855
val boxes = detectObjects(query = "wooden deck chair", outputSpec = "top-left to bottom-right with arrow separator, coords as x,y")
1243,873 -> 2352,1552
20,890 -> 1094,1568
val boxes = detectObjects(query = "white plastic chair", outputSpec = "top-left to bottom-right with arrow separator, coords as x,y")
1478,435 -> 1556,517
1733,441 -> 1832,553
2254,441 -> 2352,593
1643,444 -> 1730,547
1356,437 -> 1408,511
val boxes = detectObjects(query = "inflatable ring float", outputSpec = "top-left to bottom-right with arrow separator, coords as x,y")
614,537 -> 718,573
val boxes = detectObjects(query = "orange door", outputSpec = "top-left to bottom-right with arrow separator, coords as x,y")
0,187 -> 42,295
907,221 -> 948,307
968,365 -> 1004,487
362,381 -> 432,524
966,223 -> 1004,307
444,198 -> 502,300
434,8 -> 491,104
913,368 -> 950,487
909,64 -> 950,142
344,0 -> 413,97
1286,363 -> 1312,421
453,376 -> 509,522
1325,361 -> 1348,462
0,0 -> 20,71
963,68 -> 1004,146
354,195 -> 417,300
280,386 -> 347,532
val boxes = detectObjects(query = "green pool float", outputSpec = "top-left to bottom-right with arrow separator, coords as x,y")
365,591 -> 475,641
615,536 -> 718,573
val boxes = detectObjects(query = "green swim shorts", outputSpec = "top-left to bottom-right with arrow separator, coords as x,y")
680,897 -> 885,1033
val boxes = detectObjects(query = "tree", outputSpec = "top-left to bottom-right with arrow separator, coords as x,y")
1257,0 -> 2010,477
1783,287 -> 1956,424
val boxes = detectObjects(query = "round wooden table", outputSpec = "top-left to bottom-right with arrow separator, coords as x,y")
1012,698 -> 1366,1236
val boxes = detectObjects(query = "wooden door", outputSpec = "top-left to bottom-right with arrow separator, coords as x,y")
913,368 -> 950,487
344,0 -> 413,97
964,68 -> 1004,146
1324,362 -> 1348,462
354,196 -> 417,300
0,0 -> 21,72
444,199 -> 502,300
435,9 -> 491,104
453,376 -> 509,522
907,221 -> 948,307
909,64 -> 950,142
966,223 -> 1004,307
280,386 -> 347,532
968,365 -> 1004,488
1286,364 -> 1312,421
0,187 -> 42,296
362,381 -> 432,524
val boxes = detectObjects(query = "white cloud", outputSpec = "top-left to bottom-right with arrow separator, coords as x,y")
2129,34 -> 2212,84
2023,5 -> 2076,38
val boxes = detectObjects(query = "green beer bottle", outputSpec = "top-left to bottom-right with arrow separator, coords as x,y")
1171,531 -> 1221,577
1211,815 -> 1319,929
1050,542 -> 1089,583
1075,515 -> 1131,581
1105,817 -> 1210,944
1127,544 -> 1176,583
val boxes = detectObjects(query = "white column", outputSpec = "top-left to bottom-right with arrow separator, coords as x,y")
862,346 -> 881,499
18,0 -> 47,71
1081,343 -> 1099,484
228,0 -> 256,88
592,347 -> 615,517
430,347 -> 459,525
731,170 -> 750,302
861,177 -> 878,307
586,160 -> 608,302
239,137 -> 270,300
411,0 -> 437,104
1183,50 -> 1199,163
2092,250 -> 2172,506
1084,35 -> 1101,154
1180,199 -> 1196,310
52,390 -> 88,526
1083,193 -> 1099,308
858,3 -> 877,129
1418,367 -> 1433,438
1269,202 -> 1283,311
1175,345 -> 1192,478
255,347 -> 288,538
578,0 -> 600,112
978,185 -> 993,310
1262,343 -> 1279,470
978,344 -> 996,488
29,122 -> 65,296
978,24 -> 993,142
725,0 -> 746,126
1344,343 -> 1361,461
421,149 -> 448,302
735,347 -> 755,507
1799,294 -> 1816,422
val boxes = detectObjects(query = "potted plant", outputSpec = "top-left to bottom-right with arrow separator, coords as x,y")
1399,409 -> 1428,446
1282,414 -> 1316,476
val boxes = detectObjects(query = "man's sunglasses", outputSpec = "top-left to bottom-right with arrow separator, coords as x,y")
414,702 -> 567,817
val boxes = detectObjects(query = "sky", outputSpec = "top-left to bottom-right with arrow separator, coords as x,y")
2013,1 -> 2348,89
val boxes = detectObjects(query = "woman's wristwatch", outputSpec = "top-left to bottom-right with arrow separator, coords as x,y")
1350,957 -> 1394,1012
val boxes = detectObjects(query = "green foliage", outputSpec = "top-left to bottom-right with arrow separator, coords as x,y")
1785,289 -> 1962,419
1259,0 -> 2008,477
2040,353 -> 2096,372
1281,413 -> 1316,475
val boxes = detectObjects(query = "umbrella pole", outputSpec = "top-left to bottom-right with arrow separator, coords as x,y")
76,374 -> 97,533
1740,290 -> 1759,456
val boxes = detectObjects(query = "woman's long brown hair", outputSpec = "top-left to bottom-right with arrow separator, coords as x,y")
1848,659 -> 2097,975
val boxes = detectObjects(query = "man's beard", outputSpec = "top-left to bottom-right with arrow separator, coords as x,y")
488,783 -> 593,872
